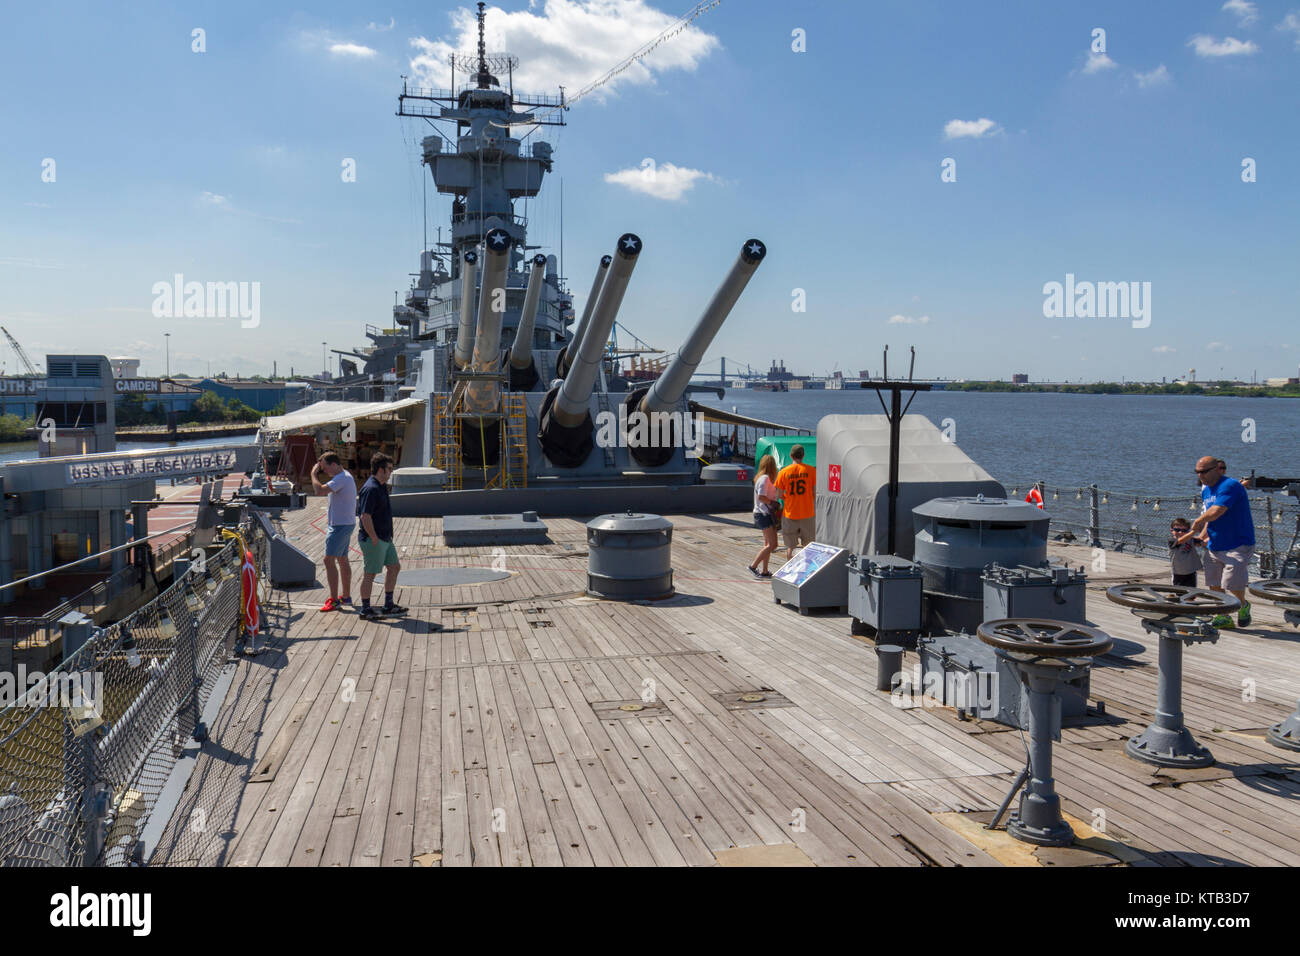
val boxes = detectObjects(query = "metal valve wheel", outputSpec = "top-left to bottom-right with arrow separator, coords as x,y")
1248,580 -> 1300,606
1105,584 -> 1240,615
976,618 -> 1113,658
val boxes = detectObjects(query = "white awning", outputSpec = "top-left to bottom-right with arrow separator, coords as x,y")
261,398 -> 424,437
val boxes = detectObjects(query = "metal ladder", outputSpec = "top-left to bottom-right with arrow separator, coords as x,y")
431,393 -> 463,491
501,393 -> 528,488
595,392 -> 616,468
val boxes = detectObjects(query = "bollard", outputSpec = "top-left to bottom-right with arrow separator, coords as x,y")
875,644 -> 905,692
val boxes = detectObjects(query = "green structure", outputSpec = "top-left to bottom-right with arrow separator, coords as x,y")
755,435 -> 817,470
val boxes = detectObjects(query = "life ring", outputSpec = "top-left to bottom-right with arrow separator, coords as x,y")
241,549 -> 260,638
1025,486 -> 1044,509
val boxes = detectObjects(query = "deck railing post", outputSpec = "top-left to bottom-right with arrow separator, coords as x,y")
1265,496 -> 1277,575
1088,484 -> 1101,548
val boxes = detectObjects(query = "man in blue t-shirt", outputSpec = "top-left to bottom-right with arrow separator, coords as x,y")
357,453 -> 406,620
1177,456 -> 1254,627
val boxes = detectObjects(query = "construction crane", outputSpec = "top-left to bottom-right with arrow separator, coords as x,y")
1,326 -> 38,375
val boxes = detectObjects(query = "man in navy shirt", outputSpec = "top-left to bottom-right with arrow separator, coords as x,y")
1177,456 -> 1254,627
357,453 -> 406,620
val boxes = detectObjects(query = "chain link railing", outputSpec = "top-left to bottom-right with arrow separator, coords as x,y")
0,509 -> 271,867
1008,479 -> 1300,575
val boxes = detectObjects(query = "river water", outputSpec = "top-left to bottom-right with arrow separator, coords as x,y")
3,391 -> 1295,498
708,389 -> 1299,496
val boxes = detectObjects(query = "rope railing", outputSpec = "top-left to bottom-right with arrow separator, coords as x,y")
1007,479 -> 1300,575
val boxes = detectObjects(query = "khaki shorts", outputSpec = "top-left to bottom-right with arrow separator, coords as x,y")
1203,546 -> 1253,591
781,516 -> 815,551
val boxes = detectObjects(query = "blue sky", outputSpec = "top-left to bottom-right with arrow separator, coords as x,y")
1,0 -> 1297,383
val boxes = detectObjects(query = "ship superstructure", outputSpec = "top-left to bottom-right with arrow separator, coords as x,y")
307,3 -> 766,502
395,4 -> 572,360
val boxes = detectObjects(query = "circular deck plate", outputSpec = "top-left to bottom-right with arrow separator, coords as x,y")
1106,584 -> 1239,615
739,693 -> 767,703
1248,580 -> 1300,606
976,618 -> 1113,658
400,568 -> 511,587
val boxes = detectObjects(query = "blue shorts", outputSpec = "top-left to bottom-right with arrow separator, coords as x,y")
325,524 -> 355,558
754,512 -> 774,530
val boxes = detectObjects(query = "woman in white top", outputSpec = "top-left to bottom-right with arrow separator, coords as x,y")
748,454 -> 781,577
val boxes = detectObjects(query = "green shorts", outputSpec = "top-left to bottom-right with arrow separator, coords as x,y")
360,538 -> 399,575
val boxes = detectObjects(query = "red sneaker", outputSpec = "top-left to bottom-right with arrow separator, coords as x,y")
321,597 -> 339,612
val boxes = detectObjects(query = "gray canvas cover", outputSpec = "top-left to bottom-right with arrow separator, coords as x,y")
815,414 -> 1005,559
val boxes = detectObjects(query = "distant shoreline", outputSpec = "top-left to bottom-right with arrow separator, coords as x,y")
941,383 -> 1300,398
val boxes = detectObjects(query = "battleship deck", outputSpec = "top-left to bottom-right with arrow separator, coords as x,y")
151,499 -> 1300,866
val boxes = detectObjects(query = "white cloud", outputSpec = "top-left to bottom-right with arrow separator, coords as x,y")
1153,345 -> 1177,354
1222,0 -> 1258,26
198,190 -> 300,224
943,117 -> 999,140
409,0 -> 719,103
603,161 -> 715,200
330,42 -> 378,58
1135,64 -> 1171,87
887,314 -> 930,325
1207,341 -> 1232,352
0,256 -> 63,269
1083,52 -> 1117,73
1188,34 -> 1259,57
367,17 -> 396,32
1279,12 -> 1300,46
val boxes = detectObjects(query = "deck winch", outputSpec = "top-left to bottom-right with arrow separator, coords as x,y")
585,511 -> 674,601
1106,584 -> 1238,768
978,618 -> 1113,847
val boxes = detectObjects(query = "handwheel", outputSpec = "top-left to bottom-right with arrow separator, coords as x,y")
1106,583 -> 1240,615
1248,580 -> 1300,606
976,618 -> 1113,658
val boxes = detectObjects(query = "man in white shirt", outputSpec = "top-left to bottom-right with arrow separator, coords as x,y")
311,452 -> 357,612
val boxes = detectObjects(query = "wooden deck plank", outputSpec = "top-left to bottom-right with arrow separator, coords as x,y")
151,499 -> 1300,868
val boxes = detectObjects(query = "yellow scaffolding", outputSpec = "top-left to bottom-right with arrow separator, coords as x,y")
433,387 -> 527,491
431,393 -> 463,491
501,393 -> 528,488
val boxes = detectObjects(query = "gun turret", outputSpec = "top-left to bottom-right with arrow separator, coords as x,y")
464,228 -> 512,414
508,253 -> 548,390
626,238 -> 766,468
538,234 -> 641,466
558,254 -> 611,377
453,249 -> 480,369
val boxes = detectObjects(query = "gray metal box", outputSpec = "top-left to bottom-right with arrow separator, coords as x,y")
982,564 -> 1087,623
916,632 -> 1090,731
847,554 -> 923,638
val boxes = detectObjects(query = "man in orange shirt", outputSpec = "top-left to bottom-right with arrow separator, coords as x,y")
774,444 -> 816,558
